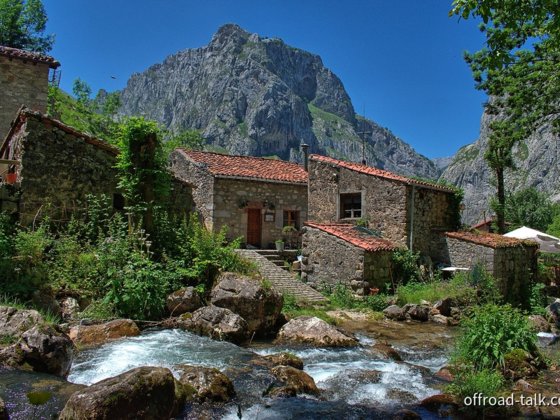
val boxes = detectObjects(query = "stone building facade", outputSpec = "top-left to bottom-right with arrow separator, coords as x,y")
445,231 -> 538,307
307,154 -> 459,263
170,150 -> 308,248
0,109 -> 192,224
0,46 -> 59,141
302,222 -> 398,294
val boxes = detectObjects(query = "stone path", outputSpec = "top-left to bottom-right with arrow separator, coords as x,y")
236,249 -> 327,303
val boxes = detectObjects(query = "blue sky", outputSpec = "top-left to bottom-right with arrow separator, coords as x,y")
42,0 -> 486,159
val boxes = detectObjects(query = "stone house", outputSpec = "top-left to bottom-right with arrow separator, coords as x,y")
302,221 -> 399,295
0,108 -> 192,224
307,154 -> 459,263
444,231 -> 538,307
0,46 -> 60,141
170,149 -> 308,248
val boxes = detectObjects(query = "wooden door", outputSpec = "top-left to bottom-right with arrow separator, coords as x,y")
246,208 -> 262,247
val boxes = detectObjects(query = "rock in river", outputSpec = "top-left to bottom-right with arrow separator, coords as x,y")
275,316 -> 358,347
59,366 -> 183,420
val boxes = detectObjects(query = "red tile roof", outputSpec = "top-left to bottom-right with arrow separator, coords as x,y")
306,221 -> 399,252
179,150 -> 308,184
309,154 -> 454,192
0,46 -> 60,68
445,231 -> 538,249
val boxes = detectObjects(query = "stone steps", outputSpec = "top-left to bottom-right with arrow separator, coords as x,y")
236,249 -> 327,303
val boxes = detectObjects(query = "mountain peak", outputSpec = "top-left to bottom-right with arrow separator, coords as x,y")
119,25 -> 438,179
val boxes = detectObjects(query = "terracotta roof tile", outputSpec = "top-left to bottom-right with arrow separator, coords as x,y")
445,231 -> 538,249
309,154 -> 454,192
179,150 -> 308,184
306,221 -> 399,252
0,45 -> 60,68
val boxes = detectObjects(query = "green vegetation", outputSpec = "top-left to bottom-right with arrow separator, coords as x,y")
447,369 -> 505,402
0,117 -> 252,320
447,303 -> 544,402
0,0 -> 54,52
391,249 -> 422,286
451,0 -> 560,234
503,187 -> 558,232
453,304 -> 538,370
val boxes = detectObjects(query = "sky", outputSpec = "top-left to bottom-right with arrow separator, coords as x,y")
42,0 -> 487,159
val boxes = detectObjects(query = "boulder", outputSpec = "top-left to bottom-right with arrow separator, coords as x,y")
430,314 -> 449,325
419,393 -> 458,411
210,272 -> 283,336
0,306 -> 73,377
434,366 -> 454,382
59,366 -> 183,420
528,314 -> 551,332
263,352 -> 304,370
60,297 -> 81,321
393,409 -> 421,419
433,298 -> 454,317
176,365 -> 235,403
166,287 -> 203,316
369,342 -> 402,361
383,305 -> 406,321
18,325 -> 74,377
267,366 -> 319,397
547,299 -> 560,327
186,306 -> 249,344
0,306 -> 43,337
403,304 -> 430,322
68,319 -> 140,347
275,316 -> 358,347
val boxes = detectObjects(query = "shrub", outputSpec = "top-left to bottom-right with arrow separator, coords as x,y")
529,282 -> 547,316
391,249 -> 422,287
447,369 -> 505,401
104,252 -> 170,320
363,293 -> 389,311
453,304 -> 538,370
328,283 -> 359,308
396,273 -> 477,306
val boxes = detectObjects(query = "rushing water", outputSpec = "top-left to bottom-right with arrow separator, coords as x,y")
66,327 -> 452,418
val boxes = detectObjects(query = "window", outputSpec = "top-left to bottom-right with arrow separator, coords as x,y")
340,193 -> 362,219
283,210 -> 299,229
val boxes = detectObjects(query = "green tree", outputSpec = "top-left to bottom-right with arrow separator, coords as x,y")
0,0 -> 54,53
116,117 -> 170,237
72,78 -> 92,106
450,0 -> 560,233
503,187 -> 556,231
163,129 -> 205,155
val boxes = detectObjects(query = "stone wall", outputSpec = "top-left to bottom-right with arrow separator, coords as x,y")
0,56 -> 50,140
169,150 -> 215,229
10,116 -> 119,224
213,178 -> 307,247
410,187 -> 456,263
494,246 -> 537,307
301,226 -> 392,294
308,159 -> 409,246
445,236 -> 537,307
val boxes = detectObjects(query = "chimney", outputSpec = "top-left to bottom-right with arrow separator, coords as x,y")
301,143 -> 309,171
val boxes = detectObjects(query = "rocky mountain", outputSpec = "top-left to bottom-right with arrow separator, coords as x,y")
119,24 -> 438,179
440,110 -> 560,225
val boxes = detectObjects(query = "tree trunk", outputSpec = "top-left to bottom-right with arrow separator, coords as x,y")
496,167 -> 506,234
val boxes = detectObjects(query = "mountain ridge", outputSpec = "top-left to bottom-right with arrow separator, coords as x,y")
119,24 -> 438,179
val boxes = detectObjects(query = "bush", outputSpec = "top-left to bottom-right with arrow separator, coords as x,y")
391,249 -> 422,286
529,282 -> 547,316
104,252 -> 170,320
447,369 -> 505,401
363,293 -> 388,311
453,304 -> 538,371
396,273 -> 477,306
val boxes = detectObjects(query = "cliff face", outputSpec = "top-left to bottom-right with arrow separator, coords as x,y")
440,110 -> 560,225
119,24 -> 438,179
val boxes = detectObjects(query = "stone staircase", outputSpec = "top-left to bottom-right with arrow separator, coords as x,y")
236,249 -> 327,303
